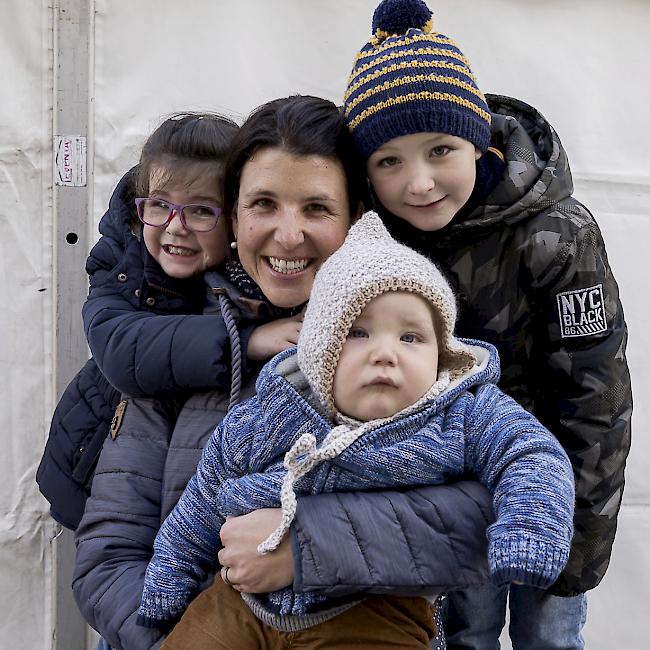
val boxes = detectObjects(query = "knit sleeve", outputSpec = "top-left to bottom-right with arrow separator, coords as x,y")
138,424 -> 230,624
465,384 -> 575,588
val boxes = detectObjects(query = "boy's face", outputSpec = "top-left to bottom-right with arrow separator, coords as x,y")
332,291 -> 439,421
143,164 -> 229,279
367,132 -> 481,231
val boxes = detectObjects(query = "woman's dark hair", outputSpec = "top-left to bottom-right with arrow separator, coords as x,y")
222,95 -> 367,220
135,112 -> 239,197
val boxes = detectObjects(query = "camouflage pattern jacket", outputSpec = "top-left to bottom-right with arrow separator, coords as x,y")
383,94 -> 632,597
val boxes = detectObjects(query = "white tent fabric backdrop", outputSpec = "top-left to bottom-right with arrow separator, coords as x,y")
1,1 -> 648,648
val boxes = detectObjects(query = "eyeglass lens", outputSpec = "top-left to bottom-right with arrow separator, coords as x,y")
140,199 -> 219,232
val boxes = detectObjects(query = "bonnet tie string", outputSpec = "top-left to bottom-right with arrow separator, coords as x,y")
258,422 -> 373,554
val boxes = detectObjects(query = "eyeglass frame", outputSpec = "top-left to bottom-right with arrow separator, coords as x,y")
134,197 -> 223,233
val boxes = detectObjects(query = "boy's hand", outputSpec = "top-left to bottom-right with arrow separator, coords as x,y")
218,509 -> 293,593
247,314 -> 303,361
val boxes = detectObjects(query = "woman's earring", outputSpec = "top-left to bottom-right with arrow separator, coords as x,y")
230,240 -> 238,250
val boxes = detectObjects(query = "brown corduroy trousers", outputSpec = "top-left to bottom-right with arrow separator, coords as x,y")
162,578 -> 438,649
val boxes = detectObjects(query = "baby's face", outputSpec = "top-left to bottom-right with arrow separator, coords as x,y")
332,291 -> 439,421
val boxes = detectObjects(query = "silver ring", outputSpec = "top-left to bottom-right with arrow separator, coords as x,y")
223,566 -> 232,586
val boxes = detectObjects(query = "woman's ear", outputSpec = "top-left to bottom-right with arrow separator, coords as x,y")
475,147 -> 482,161
230,201 -> 239,238
353,201 -> 364,222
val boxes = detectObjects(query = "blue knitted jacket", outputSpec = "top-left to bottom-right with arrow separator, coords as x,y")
140,340 -> 574,625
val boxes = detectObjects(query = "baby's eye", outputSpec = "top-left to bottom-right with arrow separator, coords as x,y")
348,327 -> 368,339
429,146 -> 450,158
400,333 -> 419,343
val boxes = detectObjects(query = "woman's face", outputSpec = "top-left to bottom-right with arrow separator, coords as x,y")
233,147 -> 352,308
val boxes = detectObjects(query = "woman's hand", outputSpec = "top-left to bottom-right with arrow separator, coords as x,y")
218,508 -> 294,593
247,314 -> 303,361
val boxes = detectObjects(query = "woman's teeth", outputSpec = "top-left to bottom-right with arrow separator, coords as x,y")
268,257 -> 309,274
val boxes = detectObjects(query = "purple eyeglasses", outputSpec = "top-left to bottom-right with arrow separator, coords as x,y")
135,198 -> 222,233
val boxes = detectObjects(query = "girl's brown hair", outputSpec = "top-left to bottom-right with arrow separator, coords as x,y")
135,112 -> 239,198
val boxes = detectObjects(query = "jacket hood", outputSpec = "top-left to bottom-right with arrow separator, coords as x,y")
97,166 -> 139,243
457,94 -> 574,230
255,338 -> 501,434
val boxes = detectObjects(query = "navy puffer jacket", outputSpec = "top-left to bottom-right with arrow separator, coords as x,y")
37,358 -> 121,528
37,169 -> 252,529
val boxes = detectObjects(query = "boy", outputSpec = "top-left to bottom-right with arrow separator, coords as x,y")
138,212 -> 574,649
341,0 -> 632,647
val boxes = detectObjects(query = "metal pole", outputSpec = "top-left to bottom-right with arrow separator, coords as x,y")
52,1 -> 92,648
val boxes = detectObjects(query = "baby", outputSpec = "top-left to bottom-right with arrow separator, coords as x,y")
139,211 -> 575,649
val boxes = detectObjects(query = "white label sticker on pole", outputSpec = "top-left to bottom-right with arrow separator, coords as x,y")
54,135 -> 87,186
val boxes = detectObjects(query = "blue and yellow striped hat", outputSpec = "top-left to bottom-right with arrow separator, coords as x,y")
344,0 -> 491,158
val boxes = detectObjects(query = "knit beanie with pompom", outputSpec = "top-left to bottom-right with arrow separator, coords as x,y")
343,0 -> 491,159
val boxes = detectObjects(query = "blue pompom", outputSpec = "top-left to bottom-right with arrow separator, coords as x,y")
371,0 -> 432,35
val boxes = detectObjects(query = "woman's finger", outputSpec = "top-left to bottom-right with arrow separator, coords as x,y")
220,565 -> 240,590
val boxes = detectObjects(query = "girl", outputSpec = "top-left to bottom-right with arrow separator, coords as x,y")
37,112 -> 301,529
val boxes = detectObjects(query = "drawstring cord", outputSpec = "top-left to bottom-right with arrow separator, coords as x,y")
217,292 -> 242,411
257,422 -> 376,554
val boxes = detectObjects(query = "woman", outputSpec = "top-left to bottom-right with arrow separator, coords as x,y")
73,95 -> 493,650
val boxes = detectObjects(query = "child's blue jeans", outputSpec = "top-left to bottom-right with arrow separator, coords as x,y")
442,583 -> 587,649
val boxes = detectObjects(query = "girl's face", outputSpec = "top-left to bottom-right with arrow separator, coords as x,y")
142,164 -> 229,279
367,132 -> 481,232
232,147 -> 351,309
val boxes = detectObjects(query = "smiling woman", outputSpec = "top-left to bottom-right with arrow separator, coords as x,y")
71,95 -> 494,650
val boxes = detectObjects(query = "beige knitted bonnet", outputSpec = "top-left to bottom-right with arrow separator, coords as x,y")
297,211 -> 477,417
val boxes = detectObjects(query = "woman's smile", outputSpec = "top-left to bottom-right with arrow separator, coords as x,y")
266,256 -> 312,275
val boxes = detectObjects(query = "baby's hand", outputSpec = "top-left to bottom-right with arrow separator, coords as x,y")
247,314 -> 303,361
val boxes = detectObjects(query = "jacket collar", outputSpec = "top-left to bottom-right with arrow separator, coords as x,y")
253,339 -> 500,443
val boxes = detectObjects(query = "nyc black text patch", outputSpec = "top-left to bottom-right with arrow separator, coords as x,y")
556,284 -> 607,338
